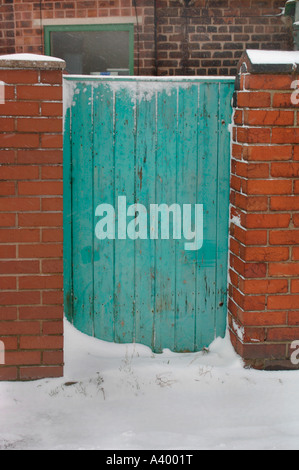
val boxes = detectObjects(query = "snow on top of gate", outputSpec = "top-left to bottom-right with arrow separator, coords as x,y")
63,75 -> 234,117
63,76 -> 193,113
103,78 -> 194,105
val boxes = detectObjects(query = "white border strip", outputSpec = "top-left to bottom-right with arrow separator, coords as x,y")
0,81 -> 5,105
0,340 -> 5,365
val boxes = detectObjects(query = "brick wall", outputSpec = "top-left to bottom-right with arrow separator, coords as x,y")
0,0 -> 293,76
229,50 -> 299,370
156,0 -> 293,76
0,56 -> 65,381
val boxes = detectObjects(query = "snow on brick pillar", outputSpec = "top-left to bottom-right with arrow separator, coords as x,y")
0,54 -> 65,381
229,50 -> 299,370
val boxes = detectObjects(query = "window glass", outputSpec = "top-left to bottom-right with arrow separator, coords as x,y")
50,30 -> 130,75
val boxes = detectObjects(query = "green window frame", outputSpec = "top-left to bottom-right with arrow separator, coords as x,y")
44,23 -> 135,75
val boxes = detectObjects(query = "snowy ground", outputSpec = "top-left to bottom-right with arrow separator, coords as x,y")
1,319 -> 299,450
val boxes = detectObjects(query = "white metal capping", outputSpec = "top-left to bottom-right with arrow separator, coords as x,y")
0,341 -> 5,365
0,81 -> 5,105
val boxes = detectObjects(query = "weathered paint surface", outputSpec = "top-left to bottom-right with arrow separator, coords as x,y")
64,76 -> 234,353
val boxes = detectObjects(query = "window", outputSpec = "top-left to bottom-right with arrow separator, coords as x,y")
44,24 -> 134,75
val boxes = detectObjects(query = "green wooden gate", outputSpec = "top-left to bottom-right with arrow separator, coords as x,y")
63,76 -> 234,353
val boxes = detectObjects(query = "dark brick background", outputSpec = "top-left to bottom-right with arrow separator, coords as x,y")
0,0 -> 293,76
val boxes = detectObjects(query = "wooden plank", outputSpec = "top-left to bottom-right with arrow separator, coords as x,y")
93,83 -> 115,342
154,86 -> 178,353
71,83 -> 94,336
63,104 -> 73,324
174,84 -> 199,352
134,88 -> 157,348
195,82 -> 219,350
113,84 -> 136,343
215,82 -> 234,339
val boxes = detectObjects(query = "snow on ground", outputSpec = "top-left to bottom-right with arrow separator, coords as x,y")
1,319 -> 299,450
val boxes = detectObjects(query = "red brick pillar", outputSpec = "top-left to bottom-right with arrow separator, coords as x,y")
0,54 -> 65,381
229,50 -> 299,370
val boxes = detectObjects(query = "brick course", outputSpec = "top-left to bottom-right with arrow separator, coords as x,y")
229,51 -> 299,370
0,57 -> 65,381
0,0 -> 293,76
